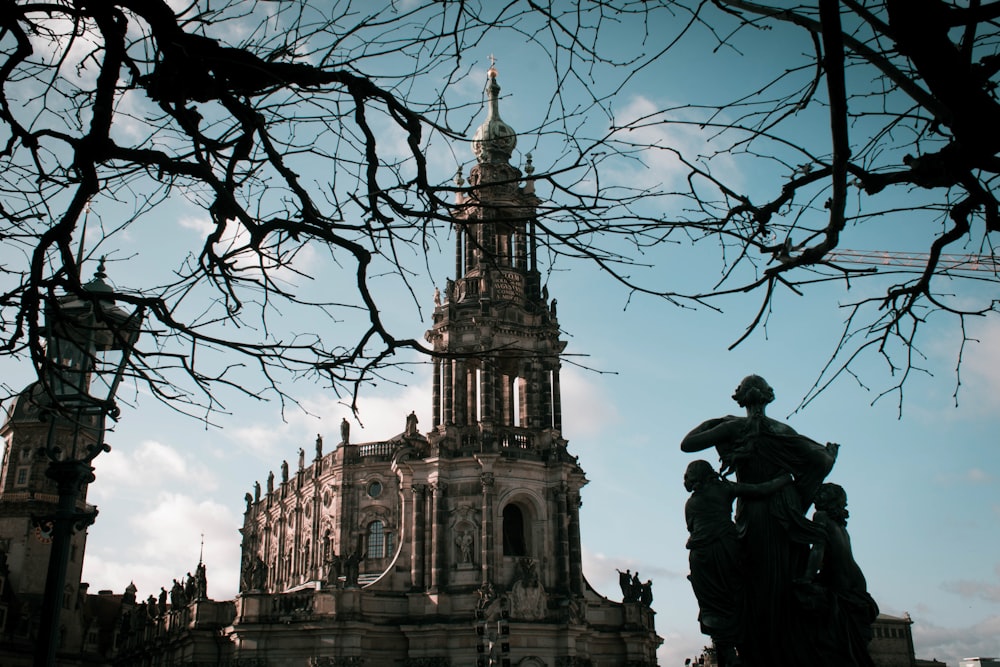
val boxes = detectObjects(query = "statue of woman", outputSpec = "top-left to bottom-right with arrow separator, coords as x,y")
680,375 -> 838,665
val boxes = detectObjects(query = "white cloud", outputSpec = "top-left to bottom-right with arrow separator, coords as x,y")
606,95 -> 743,194
913,615 -> 1000,665
84,492 -> 242,601
941,578 -> 1000,604
174,210 -> 321,289
960,317 -> 1000,410
92,439 -> 218,498
560,366 -> 620,439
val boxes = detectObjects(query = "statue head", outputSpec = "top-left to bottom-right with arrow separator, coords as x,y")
815,482 -> 847,510
684,459 -> 717,491
732,374 -> 775,408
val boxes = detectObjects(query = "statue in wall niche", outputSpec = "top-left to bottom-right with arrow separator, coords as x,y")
509,557 -> 546,620
456,530 -> 474,564
680,375 -> 874,667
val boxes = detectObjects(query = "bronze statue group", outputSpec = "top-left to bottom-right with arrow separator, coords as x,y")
681,375 -> 878,667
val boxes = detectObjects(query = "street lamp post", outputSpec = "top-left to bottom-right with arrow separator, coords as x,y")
32,261 -> 143,667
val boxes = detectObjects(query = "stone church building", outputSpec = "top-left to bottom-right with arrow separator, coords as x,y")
0,67 -> 661,667
206,65 -> 662,666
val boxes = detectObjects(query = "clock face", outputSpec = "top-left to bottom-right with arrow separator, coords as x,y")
367,481 -> 382,499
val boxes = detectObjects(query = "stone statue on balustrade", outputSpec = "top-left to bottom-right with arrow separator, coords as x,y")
326,553 -> 343,588
680,375 -> 875,667
250,555 -> 268,591
343,550 -> 365,588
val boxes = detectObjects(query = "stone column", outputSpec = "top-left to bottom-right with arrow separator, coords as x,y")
504,374 -> 515,427
411,483 -> 427,590
568,490 -> 584,595
480,472 -> 495,585
429,481 -> 446,591
432,358 -> 441,427
539,365 -> 553,429
455,360 -> 467,426
552,365 -> 563,432
443,359 -> 454,425
480,359 -> 494,425
554,483 -> 570,592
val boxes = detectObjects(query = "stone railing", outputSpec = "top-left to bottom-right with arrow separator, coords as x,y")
452,427 -> 536,458
345,441 -> 396,463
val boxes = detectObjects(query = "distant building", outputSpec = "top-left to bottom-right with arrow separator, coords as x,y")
685,612 -> 950,667
871,612 -> 918,666
0,384 -> 124,665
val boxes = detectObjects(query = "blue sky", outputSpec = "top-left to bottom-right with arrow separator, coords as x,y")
1,4 -> 998,666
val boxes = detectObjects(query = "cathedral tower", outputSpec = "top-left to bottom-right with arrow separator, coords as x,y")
151,67 -> 662,667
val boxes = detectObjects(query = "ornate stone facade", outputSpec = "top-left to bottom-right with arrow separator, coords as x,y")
1,67 -> 662,667
219,67 -> 660,667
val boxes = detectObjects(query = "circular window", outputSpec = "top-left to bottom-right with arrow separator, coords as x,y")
367,480 -> 383,498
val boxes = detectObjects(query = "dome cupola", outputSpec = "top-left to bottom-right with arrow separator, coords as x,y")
471,61 -> 517,164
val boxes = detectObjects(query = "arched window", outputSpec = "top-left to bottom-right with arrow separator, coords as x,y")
367,520 -> 385,559
502,504 -> 527,556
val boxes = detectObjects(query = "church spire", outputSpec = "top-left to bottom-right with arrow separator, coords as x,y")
472,58 -> 517,165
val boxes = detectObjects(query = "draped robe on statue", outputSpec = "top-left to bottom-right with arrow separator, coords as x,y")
708,415 -> 837,666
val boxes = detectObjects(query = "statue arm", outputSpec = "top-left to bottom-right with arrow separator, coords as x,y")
732,473 -> 793,499
797,511 -> 831,582
680,417 -> 740,452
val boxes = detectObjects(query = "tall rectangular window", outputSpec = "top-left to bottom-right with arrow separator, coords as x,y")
367,521 -> 385,559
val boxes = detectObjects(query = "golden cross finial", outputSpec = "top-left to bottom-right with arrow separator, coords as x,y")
488,54 -> 497,78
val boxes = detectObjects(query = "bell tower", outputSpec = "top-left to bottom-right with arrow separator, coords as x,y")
227,65 -> 661,667
427,62 -> 565,437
